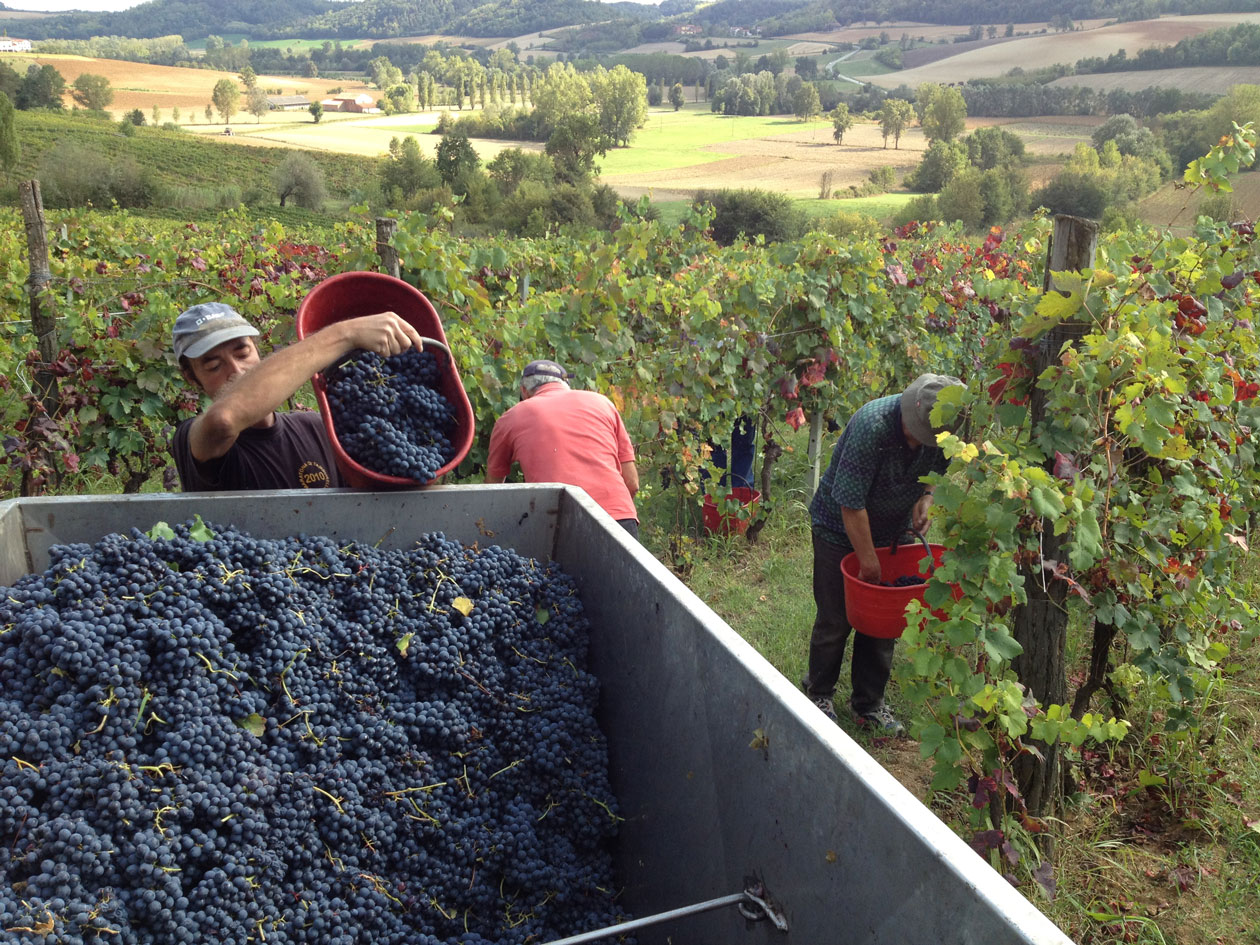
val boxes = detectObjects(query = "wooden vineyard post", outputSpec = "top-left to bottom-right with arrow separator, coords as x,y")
19,179 -> 59,416
376,217 -> 400,279
1010,213 -> 1099,819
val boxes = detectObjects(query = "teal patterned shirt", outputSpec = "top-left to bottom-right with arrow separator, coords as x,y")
810,394 -> 946,552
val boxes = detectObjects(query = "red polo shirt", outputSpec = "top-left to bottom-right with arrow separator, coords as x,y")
486,385 -> 637,521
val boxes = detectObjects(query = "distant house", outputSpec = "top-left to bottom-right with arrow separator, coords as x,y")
319,93 -> 378,114
673,24 -> 702,37
0,38 -> 33,53
266,95 -> 311,111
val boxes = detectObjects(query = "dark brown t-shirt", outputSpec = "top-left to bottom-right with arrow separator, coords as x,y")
172,411 -> 344,492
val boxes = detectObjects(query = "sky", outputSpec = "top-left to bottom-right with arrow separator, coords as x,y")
5,1 -> 146,10
8,0 -> 661,11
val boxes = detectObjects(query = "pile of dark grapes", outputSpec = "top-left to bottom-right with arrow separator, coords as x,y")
0,520 -> 629,945
878,575 -> 927,588
325,348 -> 456,483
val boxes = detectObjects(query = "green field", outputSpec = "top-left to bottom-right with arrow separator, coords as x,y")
800,192 -> 916,218
376,123 -> 441,136
600,105 -> 831,177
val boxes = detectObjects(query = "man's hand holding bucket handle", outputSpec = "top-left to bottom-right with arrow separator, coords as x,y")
339,311 -> 425,358
842,507 -> 883,584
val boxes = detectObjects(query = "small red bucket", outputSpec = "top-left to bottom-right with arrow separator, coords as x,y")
295,271 -> 475,489
702,487 -> 761,536
841,541 -> 950,638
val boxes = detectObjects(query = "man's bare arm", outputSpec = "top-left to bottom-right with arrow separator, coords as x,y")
620,461 -> 639,497
190,312 -> 423,462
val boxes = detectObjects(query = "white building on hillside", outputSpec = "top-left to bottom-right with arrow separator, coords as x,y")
0,38 -> 33,53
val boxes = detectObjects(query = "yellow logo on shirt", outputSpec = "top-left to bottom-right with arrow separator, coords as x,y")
298,462 -> 331,488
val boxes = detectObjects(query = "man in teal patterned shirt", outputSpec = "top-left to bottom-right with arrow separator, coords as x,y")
803,373 -> 963,735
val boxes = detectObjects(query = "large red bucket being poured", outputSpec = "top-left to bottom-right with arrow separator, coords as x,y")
295,271 -> 475,489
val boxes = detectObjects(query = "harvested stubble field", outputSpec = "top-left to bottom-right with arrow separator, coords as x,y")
1049,65 -> 1260,96
1140,172 -> 1260,226
0,53 -> 372,117
969,116 -> 1104,156
783,19 -> 1113,46
866,13 -> 1260,87
188,109 -> 538,164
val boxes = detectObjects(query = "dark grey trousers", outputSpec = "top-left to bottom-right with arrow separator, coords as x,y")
803,530 -> 896,714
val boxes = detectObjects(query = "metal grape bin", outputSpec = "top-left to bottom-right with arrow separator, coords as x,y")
0,486 -> 1073,945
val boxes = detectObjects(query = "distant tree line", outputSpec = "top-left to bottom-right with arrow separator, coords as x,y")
17,0 -> 340,41
709,70 -> 821,118
957,80 -> 1214,119
1075,22 -> 1260,72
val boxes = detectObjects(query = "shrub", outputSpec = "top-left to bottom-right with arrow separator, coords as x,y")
273,152 -> 327,211
1198,190 -> 1237,222
694,188 -> 807,246
906,139 -> 967,192
38,142 -> 154,208
486,148 -> 555,194
817,209 -> 881,240
589,182 -> 622,229
891,193 -> 938,228
1030,170 -> 1109,218
936,167 -> 986,231
868,165 -> 896,193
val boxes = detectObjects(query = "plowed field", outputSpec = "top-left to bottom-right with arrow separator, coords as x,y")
0,53 -> 371,117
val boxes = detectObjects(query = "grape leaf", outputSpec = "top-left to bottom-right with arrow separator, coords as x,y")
236,714 -> 266,738
189,515 -> 216,542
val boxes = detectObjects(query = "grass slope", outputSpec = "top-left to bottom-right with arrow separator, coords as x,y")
9,111 -> 380,203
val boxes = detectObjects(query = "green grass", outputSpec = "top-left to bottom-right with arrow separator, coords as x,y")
647,192 -> 906,229
811,192 -> 917,218
376,123 -> 441,136
182,35 -> 369,51
637,426 -> 1260,945
10,110 -> 380,205
826,58 -> 897,78
601,103 -> 830,177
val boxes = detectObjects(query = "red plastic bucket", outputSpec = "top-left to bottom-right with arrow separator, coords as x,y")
841,542 -> 950,638
702,487 -> 761,536
295,271 -> 475,489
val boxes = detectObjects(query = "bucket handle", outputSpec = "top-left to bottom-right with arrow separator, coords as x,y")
889,528 -> 935,575
330,336 -> 453,374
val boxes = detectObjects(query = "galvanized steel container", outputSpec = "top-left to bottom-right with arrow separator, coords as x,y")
0,486 -> 1074,945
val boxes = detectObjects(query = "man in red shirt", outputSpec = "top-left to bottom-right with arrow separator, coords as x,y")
485,359 -> 640,538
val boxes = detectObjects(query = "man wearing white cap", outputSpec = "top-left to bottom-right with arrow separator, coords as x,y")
802,373 -> 964,735
485,359 -> 640,538
170,301 -> 423,491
